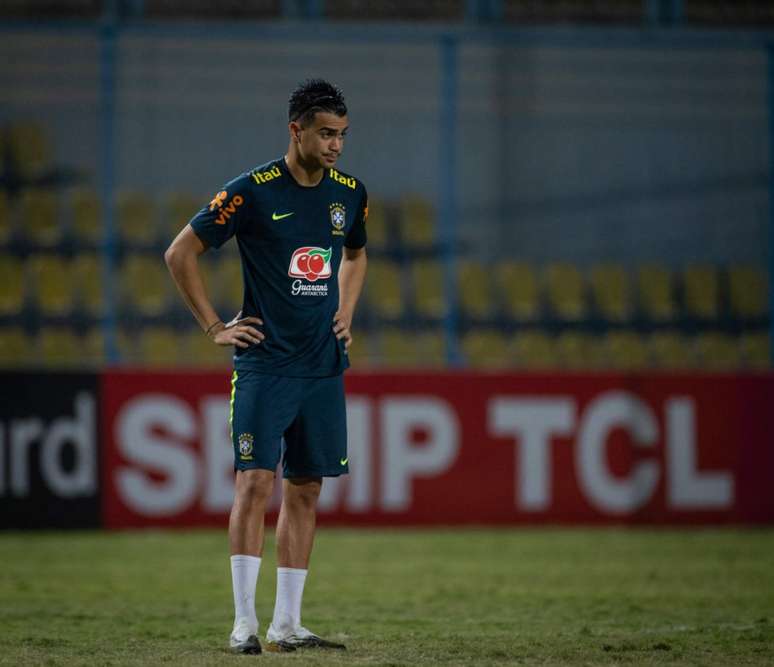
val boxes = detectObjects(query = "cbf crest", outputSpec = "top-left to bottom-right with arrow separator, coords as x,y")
329,202 -> 346,236
238,433 -> 254,458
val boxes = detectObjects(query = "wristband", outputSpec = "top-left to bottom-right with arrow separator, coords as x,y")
205,320 -> 223,336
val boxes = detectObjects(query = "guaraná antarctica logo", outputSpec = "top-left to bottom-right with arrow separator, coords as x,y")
288,246 -> 332,296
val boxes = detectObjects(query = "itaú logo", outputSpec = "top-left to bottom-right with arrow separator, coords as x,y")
288,246 -> 332,282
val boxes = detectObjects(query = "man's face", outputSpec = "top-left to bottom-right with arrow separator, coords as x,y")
292,112 -> 348,169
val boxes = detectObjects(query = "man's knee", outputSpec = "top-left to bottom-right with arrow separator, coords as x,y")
284,477 -> 322,511
235,469 -> 275,505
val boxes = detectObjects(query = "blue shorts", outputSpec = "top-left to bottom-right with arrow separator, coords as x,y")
229,370 -> 349,478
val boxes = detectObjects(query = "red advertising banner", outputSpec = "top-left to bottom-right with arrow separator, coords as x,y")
101,371 -> 774,528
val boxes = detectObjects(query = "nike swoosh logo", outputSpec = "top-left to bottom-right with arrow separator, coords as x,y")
272,211 -> 294,221
340,458 -> 348,466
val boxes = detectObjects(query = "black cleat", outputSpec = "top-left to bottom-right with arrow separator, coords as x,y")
230,634 -> 262,655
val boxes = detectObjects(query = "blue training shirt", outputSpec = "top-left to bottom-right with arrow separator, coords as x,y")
190,157 -> 368,377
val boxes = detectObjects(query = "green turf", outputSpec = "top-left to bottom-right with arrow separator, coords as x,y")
0,528 -> 772,666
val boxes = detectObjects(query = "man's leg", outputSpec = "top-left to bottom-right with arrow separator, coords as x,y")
228,468 -> 275,654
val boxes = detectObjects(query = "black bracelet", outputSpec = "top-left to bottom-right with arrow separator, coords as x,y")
205,320 -> 223,336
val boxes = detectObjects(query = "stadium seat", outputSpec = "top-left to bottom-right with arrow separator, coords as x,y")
495,261 -> 540,321
0,256 -> 26,315
162,191 -> 202,240
210,255 -> 244,314
590,263 -> 632,322
399,195 -> 435,247
604,331 -> 649,370
545,263 -> 586,322
119,254 -> 170,316
739,332 -> 770,369
462,330 -> 511,368
683,264 -> 719,320
379,327 -> 421,367
182,326 -> 233,368
138,326 -> 181,367
7,122 -> 51,178
649,331 -> 693,369
72,253 -> 104,315
70,188 -> 102,244
346,330 -> 377,369
81,328 -> 105,366
365,258 -> 404,320
20,189 -> 62,246
0,191 -> 13,244
411,259 -> 446,319
0,327 -> 30,367
362,197 -> 387,250
116,327 -> 139,364
28,254 -> 75,315
694,332 -> 739,370
511,331 -> 557,369
727,265 -> 767,319
117,190 -> 157,246
38,327 -> 82,367
458,261 -> 496,320
637,264 -> 676,322
555,331 -> 602,369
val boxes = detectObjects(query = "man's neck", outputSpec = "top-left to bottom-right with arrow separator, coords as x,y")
284,148 -> 324,187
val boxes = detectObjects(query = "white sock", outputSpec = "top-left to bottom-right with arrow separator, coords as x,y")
230,555 -> 261,634
270,567 -> 308,635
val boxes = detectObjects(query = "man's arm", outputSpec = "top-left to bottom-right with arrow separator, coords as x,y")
164,224 -> 263,348
333,246 -> 367,349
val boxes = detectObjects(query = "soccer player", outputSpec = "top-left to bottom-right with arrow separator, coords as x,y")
164,79 -> 368,654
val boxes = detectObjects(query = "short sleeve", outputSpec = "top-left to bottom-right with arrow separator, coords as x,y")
344,185 -> 368,249
189,174 -> 252,249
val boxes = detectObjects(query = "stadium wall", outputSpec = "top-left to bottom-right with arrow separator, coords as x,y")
2,370 -> 773,529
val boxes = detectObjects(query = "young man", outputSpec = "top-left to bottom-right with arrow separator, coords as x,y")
164,79 -> 368,654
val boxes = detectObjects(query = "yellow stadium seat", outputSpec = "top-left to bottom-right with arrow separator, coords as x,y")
649,331 -> 693,369
0,191 -> 13,244
28,254 -> 75,315
495,261 -> 540,321
182,326 -> 233,368
605,331 -> 649,370
116,328 -> 138,364
740,333 -> 770,369
545,263 -> 586,322
38,327 -> 81,367
363,198 -> 387,250
365,258 -> 404,320
346,330 -> 376,369
138,326 -> 181,367
399,195 -> 435,247
511,331 -> 557,369
162,191 -> 203,240
72,254 -> 104,315
637,264 -> 676,322
458,261 -> 495,319
20,189 -> 61,246
0,256 -> 26,315
555,331 -> 602,369
694,332 -> 739,370
70,189 -> 102,243
82,328 -> 105,366
727,265 -> 767,319
683,264 -> 719,320
412,259 -> 446,319
8,122 -> 51,178
0,327 -> 30,367
120,254 -> 170,315
380,327 -> 421,368
210,255 -> 244,314
117,190 -> 157,245
590,264 -> 632,322
462,330 -> 511,369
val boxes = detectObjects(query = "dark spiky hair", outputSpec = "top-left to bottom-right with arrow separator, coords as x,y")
288,78 -> 347,126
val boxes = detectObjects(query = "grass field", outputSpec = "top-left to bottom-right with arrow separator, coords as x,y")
0,528 -> 772,666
